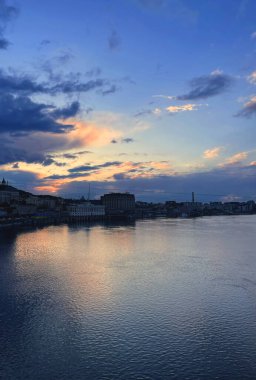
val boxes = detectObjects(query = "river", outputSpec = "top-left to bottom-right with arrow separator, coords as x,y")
1,216 -> 256,379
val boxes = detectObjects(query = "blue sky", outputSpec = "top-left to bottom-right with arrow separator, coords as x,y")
0,0 -> 256,202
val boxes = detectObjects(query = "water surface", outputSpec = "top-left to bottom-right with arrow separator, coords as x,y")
1,216 -> 256,379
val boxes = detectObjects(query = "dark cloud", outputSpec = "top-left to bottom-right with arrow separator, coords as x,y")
0,68 -> 116,96
108,30 -> 121,51
175,71 -> 234,100
122,138 -> 134,143
45,172 -> 91,180
85,107 -> 93,114
68,161 -> 122,173
55,51 -> 74,65
236,97 -> 256,118
113,173 -> 127,180
2,163 -> 254,201
0,94 -> 76,134
0,140 -> 46,165
51,78 -> 106,95
44,161 -> 123,180
111,138 -> 134,144
101,84 -> 118,96
51,101 -> 80,119
0,0 -> 18,22
134,109 -> 153,117
85,67 -> 101,77
0,36 -> 8,48
60,151 -> 92,159
58,165 -> 256,202
0,69 -> 48,94
0,0 -> 18,49
12,162 -> 19,169
0,170 -> 41,193
42,157 -> 66,167
40,39 -> 51,47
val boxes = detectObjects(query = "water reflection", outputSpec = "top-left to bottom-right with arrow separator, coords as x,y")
0,216 -> 256,379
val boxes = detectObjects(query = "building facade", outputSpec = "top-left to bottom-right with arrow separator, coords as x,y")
100,193 -> 136,217
101,193 -> 135,211
67,202 -> 105,218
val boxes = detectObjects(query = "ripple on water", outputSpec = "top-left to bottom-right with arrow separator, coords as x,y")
0,216 -> 256,379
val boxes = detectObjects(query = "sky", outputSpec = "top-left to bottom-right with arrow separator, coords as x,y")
0,0 -> 256,202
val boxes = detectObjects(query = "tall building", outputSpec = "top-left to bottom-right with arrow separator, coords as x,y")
100,193 -> 135,215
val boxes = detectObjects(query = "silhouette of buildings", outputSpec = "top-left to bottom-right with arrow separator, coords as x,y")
101,192 -> 135,216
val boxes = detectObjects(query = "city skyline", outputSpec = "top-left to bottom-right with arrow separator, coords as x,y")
0,0 -> 256,202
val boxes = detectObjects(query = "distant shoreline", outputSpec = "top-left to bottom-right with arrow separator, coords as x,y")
0,212 -> 255,231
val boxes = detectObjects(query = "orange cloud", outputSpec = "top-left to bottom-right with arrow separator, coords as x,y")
61,119 -> 122,148
203,147 -> 222,159
219,152 -> 248,167
166,104 -> 198,113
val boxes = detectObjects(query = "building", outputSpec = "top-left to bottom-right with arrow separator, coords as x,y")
100,192 -> 135,216
0,178 -> 20,204
67,202 -> 105,218
14,204 -> 37,216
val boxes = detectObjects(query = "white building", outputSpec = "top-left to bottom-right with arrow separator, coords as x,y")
67,202 -> 105,218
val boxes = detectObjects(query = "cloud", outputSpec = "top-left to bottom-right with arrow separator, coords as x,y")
153,94 -> 175,100
0,37 -> 8,48
55,163 -> 256,202
251,31 -> 256,40
101,84 -> 118,96
42,157 -> 66,167
108,30 -> 121,50
68,161 -> 122,173
51,101 -> 80,119
247,71 -> 256,84
0,69 -> 46,94
0,113 -> 117,166
0,94 -> 76,134
85,67 -> 102,77
134,109 -> 153,118
122,138 -> 134,143
166,103 -> 199,113
110,137 -> 135,144
236,96 -> 256,117
0,0 -> 18,49
0,68 -> 116,96
44,161 -> 123,180
57,151 -> 92,160
44,172 -> 91,181
174,71 -> 233,100
0,0 -> 18,22
223,152 -> 248,166
85,107 -> 93,114
0,170 -> 41,192
203,147 -> 222,159
40,39 -> 51,47
0,139 -> 46,165
3,157 -> 255,202
50,78 -> 106,95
